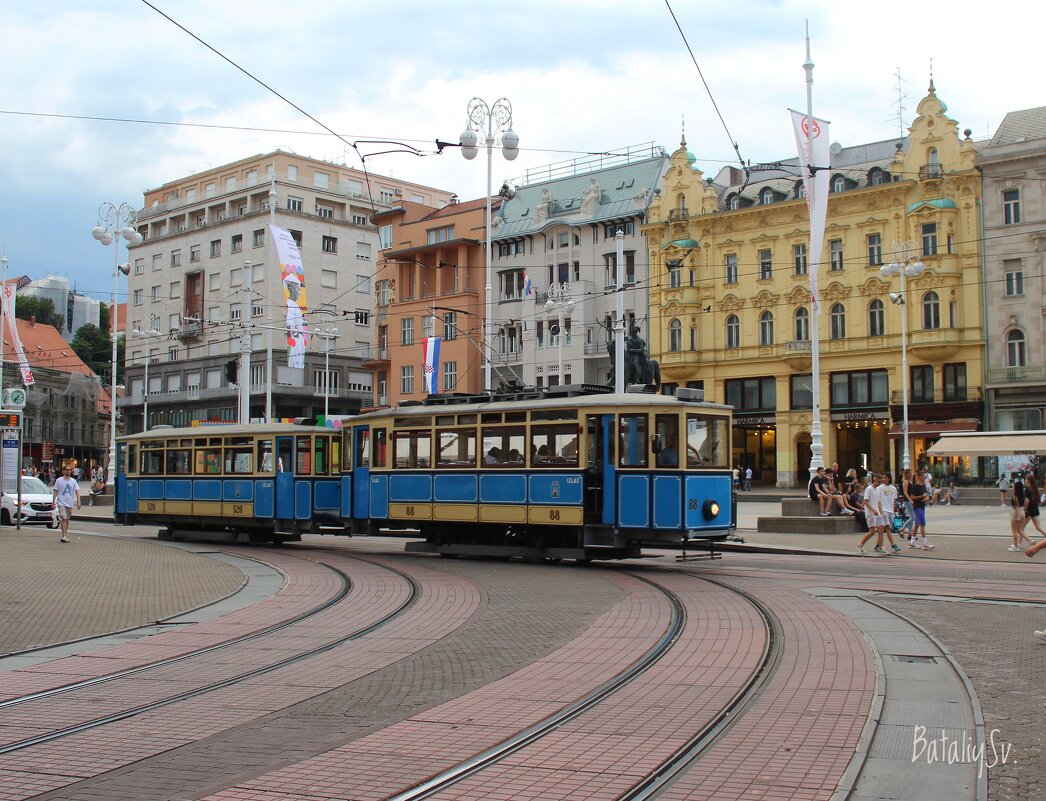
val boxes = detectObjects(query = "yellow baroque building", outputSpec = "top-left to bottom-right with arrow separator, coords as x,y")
644,84 -> 984,488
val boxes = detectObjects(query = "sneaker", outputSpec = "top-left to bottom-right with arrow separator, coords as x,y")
820,512 -> 830,517
873,546 -> 886,554
1007,545 -> 1022,552
892,544 -> 901,553
908,542 -> 918,548
921,543 -> 936,550
1034,630 -> 1046,644
842,509 -> 855,515
59,537 -> 69,543
856,545 -> 865,553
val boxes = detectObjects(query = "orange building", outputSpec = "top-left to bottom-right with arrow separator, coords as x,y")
367,198 -> 498,406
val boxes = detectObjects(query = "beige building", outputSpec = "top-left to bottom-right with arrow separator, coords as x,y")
979,107 -> 1046,436
124,151 -> 453,428
645,83 -> 985,487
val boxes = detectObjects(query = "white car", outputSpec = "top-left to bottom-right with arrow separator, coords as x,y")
1,477 -> 58,527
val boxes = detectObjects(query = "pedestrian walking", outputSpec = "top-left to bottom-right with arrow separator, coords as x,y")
51,466 -> 81,543
743,465 -> 752,492
1020,474 -> 1046,539
997,473 -> 1010,506
733,466 -> 741,491
878,473 -> 902,553
906,471 -> 935,550
1008,474 -> 1034,552
897,468 -> 916,539
856,473 -> 885,554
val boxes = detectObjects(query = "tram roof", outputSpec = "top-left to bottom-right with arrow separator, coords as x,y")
118,422 -> 331,441
356,390 -> 732,422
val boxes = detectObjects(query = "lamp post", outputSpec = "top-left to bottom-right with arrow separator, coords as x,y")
131,328 -> 161,432
313,308 -> 338,418
544,282 -> 575,386
880,240 -> 925,471
92,202 -> 142,486
458,97 -> 519,394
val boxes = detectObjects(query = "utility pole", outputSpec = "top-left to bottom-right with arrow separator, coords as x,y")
239,261 -> 253,423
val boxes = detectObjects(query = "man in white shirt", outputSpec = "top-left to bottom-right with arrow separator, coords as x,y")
52,466 -> 81,544
878,473 -> 901,553
857,473 -> 884,554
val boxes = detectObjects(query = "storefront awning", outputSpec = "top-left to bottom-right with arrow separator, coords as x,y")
887,421 -> 978,438
928,431 -> 1046,457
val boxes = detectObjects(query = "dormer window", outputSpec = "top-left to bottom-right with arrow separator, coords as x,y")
832,175 -> 846,193
761,188 -> 775,205
795,182 -> 806,200
869,167 -> 886,186
727,194 -> 740,211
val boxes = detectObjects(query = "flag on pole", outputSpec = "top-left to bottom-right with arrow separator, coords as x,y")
790,109 -> 830,313
522,270 -> 533,297
423,336 -> 441,395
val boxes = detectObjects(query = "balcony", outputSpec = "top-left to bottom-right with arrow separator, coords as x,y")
908,327 -> 961,361
987,365 -> 1046,385
782,339 -> 811,370
360,348 -> 390,368
918,163 -> 944,180
178,320 -> 203,341
889,387 -> 982,405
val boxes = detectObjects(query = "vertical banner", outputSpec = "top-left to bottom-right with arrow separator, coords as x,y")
269,225 -> 309,368
522,269 -> 532,297
790,109 -> 830,312
2,286 -> 35,386
423,336 -> 441,395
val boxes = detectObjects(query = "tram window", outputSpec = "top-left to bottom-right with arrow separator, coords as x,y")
127,445 -> 137,474
195,438 -> 208,447
654,415 -> 680,468
457,414 -> 477,425
196,449 -> 222,474
436,428 -> 477,467
224,448 -> 253,474
505,412 -> 526,423
530,424 -> 580,466
358,429 -> 373,468
393,431 -> 432,468
315,437 -> 328,475
179,438 -> 193,447
141,449 -> 164,475
482,427 -> 525,467
435,415 -> 456,426
618,414 -> 649,468
296,437 -> 312,475
686,415 -> 728,467
394,415 -> 431,428
371,429 -> 387,468
258,439 -> 274,473
342,431 -> 353,471
331,437 -> 342,473
276,439 -> 293,474
532,409 -> 579,422
166,448 -> 192,475
481,413 -> 502,424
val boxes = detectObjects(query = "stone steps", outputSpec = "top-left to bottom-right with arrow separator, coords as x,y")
757,514 -> 861,534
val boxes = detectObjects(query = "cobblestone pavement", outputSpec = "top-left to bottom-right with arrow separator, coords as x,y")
875,596 -> 1045,801
0,528 -> 243,654
33,551 -> 625,801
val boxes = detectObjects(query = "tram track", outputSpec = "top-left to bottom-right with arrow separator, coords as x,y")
376,569 -> 781,801
0,554 -> 422,756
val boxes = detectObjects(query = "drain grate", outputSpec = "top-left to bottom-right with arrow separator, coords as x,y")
891,654 -> 937,664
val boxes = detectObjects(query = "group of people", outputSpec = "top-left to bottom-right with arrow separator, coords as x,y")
1000,471 -> 1046,554
807,463 -> 938,554
732,465 -> 753,492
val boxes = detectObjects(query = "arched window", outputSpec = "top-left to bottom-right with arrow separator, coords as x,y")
929,148 -> 939,168
728,194 -> 740,211
832,175 -> 846,193
868,298 -> 885,336
793,307 -> 809,342
677,194 -> 687,215
726,314 -> 740,349
830,303 -> 846,340
668,319 -> 682,352
1007,329 -> 1027,367
759,311 -> 774,346
761,187 -> 774,205
869,167 -> 886,186
922,291 -> 940,329
795,181 -> 806,200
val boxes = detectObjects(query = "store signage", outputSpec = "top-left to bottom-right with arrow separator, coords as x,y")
830,410 -> 890,422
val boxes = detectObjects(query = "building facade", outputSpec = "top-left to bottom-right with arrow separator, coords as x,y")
645,84 -> 985,487
124,151 -> 453,430
491,148 -> 669,390
367,198 -> 492,406
980,107 -> 1046,439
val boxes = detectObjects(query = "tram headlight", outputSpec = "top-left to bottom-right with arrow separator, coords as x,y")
702,499 -> 720,521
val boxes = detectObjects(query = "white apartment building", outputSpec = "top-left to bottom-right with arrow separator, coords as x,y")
124,150 -> 454,429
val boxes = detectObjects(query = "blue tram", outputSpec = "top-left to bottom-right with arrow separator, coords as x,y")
115,387 -> 735,560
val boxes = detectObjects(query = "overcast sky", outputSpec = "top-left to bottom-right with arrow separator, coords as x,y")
2,0 -> 1041,304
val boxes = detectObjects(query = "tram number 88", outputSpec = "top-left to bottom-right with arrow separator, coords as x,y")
688,499 -> 699,511
548,508 -> 561,521
405,505 -> 416,517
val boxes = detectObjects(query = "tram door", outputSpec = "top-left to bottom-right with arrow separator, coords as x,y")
275,436 -> 294,519
352,426 -> 370,521
585,414 -> 615,525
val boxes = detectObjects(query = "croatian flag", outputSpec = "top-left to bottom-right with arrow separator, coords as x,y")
423,336 -> 441,394
523,270 -> 533,297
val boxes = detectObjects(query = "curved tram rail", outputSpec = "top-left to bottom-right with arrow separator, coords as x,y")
385,570 -> 783,801
0,557 -> 421,756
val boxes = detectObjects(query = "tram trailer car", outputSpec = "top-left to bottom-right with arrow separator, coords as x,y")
115,387 -> 736,560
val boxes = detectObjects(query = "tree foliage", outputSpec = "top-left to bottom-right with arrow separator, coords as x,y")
14,295 -> 65,329
70,323 -> 117,377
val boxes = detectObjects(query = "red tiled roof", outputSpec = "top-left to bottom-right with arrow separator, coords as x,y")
2,317 -> 98,377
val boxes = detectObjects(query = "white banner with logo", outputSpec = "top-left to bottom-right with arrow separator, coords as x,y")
790,109 -> 831,312
2,285 -> 35,385
270,225 -> 309,369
